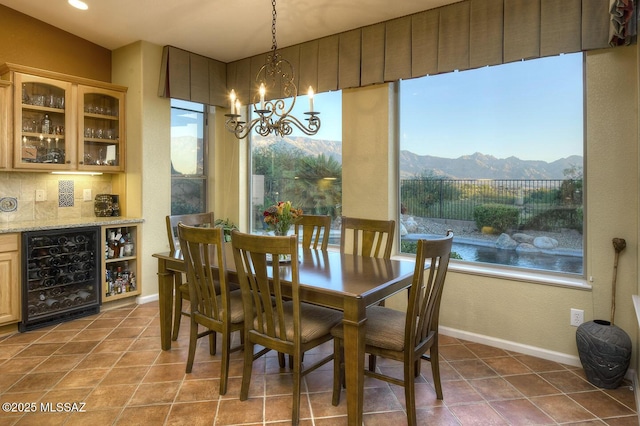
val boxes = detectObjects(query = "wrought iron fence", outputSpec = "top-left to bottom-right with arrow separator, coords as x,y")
400,178 -> 582,229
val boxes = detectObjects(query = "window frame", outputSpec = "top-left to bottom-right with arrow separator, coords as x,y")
170,99 -> 208,215
396,53 -> 586,281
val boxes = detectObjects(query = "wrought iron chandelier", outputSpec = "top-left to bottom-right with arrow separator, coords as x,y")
225,0 -> 320,139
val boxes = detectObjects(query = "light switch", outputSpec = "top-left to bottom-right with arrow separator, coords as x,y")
83,189 -> 92,201
36,189 -> 46,201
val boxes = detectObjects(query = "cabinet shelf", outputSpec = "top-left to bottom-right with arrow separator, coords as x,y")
105,255 -> 135,263
84,112 -> 118,121
21,104 -> 65,114
83,137 -> 120,144
21,132 -> 65,139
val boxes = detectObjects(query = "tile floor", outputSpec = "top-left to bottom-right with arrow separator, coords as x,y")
0,301 -> 637,425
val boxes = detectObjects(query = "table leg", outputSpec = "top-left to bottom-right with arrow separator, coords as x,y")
342,312 -> 366,426
157,258 -> 173,350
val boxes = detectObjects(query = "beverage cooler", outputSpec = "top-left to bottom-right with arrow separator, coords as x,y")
21,226 -> 101,331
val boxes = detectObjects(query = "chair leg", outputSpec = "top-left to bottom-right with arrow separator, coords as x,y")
291,353 -> 302,426
332,337 -> 343,406
219,328 -> 231,395
208,332 -> 216,356
185,317 -> 199,373
240,340 -> 254,401
368,354 -> 377,372
404,366 -> 417,426
278,352 -> 286,368
172,278 -> 183,341
288,353 -> 304,369
430,345 -> 443,399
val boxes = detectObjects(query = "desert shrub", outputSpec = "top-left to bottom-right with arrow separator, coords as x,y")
473,204 -> 520,234
523,207 -> 583,232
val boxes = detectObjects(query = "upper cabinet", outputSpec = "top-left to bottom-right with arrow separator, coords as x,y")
0,63 -> 127,173
77,85 -> 125,172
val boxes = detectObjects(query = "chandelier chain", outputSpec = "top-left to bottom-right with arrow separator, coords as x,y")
271,0 -> 278,52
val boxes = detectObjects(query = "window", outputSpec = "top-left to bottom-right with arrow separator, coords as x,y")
170,99 -> 207,215
250,91 -> 342,240
399,53 -> 584,275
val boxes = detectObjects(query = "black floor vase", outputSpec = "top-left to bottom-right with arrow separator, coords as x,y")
576,320 -> 631,389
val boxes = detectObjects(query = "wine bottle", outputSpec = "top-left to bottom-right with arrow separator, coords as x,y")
42,113 -> 52,134
44,298 -> 60,309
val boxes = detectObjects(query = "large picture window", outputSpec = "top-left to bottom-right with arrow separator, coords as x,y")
170,99 -> 207,215
399,53 -> 584,275
250,91 -> 342,239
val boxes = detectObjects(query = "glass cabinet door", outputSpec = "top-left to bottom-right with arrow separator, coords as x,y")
78,85 -> 124,172
14,73 -> 73,170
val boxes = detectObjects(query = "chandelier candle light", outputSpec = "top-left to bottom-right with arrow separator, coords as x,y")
225,0 -> 320,139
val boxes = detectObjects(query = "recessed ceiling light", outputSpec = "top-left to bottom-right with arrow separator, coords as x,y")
68,0 -> 89,10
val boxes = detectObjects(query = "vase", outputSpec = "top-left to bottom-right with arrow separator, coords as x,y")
274,226 -> 291,236
576,319 -> 632,389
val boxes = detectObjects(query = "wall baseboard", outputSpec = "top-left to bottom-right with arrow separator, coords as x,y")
137,293 -> 159,305
441,325 -> 639,408
439,325 -> 582,367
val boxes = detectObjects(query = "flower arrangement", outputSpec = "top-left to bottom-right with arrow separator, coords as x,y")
263,201 -> 303,235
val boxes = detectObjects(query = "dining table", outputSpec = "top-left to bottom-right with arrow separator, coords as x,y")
152,245 -> 415,426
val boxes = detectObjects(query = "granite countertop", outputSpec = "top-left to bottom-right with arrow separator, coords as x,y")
0,217 -> 144,234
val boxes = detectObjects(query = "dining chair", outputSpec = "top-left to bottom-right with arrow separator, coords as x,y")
177,223 -> 244,395
294,214 -> 332,250
339,216 -> 395,258
331,231 -> 454,426
231,230 -> 342,426
166,212 -> 215,340
340,215 -> 396,369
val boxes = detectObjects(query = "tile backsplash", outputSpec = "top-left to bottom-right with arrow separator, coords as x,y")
0,172 -> 112,224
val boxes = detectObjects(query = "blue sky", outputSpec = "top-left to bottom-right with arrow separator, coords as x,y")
401,53 -> 584,162
291,52 -> 583,163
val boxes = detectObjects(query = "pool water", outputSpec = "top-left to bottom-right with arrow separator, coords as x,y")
451,241 -> 583,274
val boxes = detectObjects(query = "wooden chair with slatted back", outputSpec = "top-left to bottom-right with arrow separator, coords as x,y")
165,212 -> 215,340
231,230 -> 342,426
331,231 -> 454,426
177,223 -> 244,395
294,214 -> 332,250
339,216 -> 395,258
340,216 -> 396,369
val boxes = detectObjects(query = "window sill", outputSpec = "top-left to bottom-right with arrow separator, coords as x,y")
392,253 -> 591,291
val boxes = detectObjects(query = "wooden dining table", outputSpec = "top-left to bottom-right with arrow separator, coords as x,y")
152,245 -> 415,426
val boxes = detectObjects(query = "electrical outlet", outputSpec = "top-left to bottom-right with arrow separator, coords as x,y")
570,308 -> 584,327
35,189 -> 46,202
83,189 -> 92,201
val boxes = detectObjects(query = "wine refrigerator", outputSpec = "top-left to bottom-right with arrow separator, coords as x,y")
20,226 -> 101,331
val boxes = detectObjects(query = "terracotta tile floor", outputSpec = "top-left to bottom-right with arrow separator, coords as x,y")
0,301 -> 637,425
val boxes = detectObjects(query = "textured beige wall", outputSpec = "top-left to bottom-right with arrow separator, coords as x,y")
212,106 -> 247,230
112,41 -> 171,298
0,5 -> 111,82
342,84 -> 397,221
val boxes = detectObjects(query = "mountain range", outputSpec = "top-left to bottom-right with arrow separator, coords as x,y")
253,135 -> 582,180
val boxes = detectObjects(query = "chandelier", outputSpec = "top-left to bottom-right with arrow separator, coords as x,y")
225,0 -> 320,139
